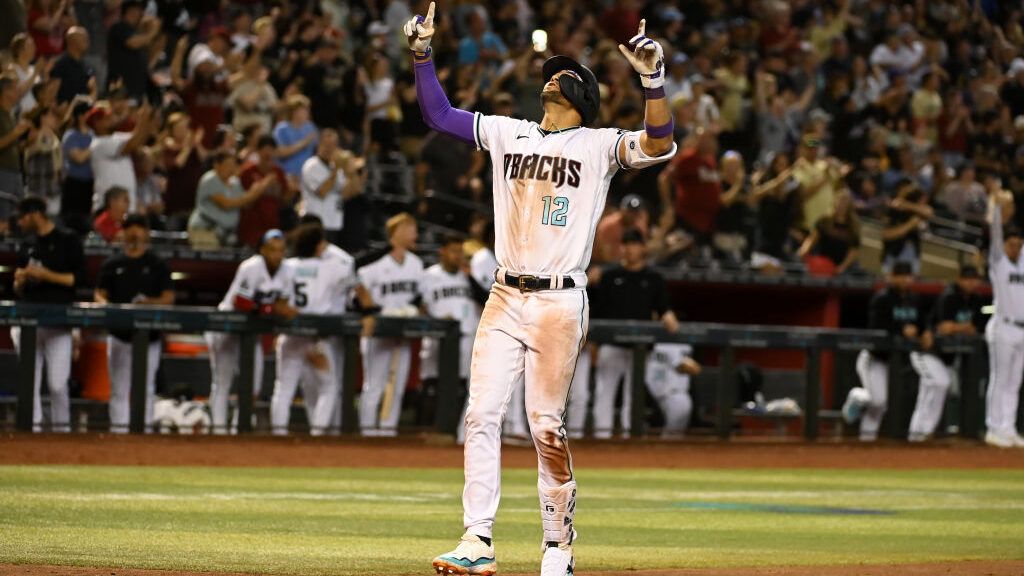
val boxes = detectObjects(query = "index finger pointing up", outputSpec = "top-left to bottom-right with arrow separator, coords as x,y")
425,1 -> 436,27
638,18 -> 646,37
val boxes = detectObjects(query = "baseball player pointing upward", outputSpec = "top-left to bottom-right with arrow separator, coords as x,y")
406,4 -> 677,575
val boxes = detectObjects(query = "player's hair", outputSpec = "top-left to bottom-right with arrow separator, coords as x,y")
17,196 -> 47,217
9,33 -> 30,59
103,186 -> 129,208
292,223 -> 324,258
257,135 -> 277,149
298,213 -> 324,229
442,234 -> 464,247
211,150 -> 235,166
386,212 -> 416,238
286,95 -> 310,116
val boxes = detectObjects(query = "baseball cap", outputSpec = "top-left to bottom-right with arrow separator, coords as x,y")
620,194 -> 644,211
209,26 -> 231,41
17,196 -> 47,216
670,52 -> 689,66
958,264 -> 980,279
259,229 -> 285,246
891,261 -> 915,276
84,104 -> 112,128
622,229 -> 645,245
123,214 -> 149,230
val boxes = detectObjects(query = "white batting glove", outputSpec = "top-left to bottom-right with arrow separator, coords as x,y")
403,1 -> 436,54
617,19 -> 665,89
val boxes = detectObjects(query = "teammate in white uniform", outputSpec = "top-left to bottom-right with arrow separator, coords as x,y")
421,235 -> 485,443
358,212 -> 424,437
271,224 -> 363,435
907,265 -> 983,442
294,214 -> 373,435
205,230 -> 297,433
645,343 -> 701,438
406,6 -> 677,574
984,194 -> 1024,448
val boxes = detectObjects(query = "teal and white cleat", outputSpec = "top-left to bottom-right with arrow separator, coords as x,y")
432,533 -> 497,575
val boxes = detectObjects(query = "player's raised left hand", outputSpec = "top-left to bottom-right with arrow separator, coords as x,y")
403,1 -> 436,53
617,19 -> 665,88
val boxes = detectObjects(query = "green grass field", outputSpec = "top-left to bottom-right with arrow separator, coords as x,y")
1,465 -> 1023,575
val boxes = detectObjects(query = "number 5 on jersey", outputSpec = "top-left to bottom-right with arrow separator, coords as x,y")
541,195 -> 569,226
294,281 -> 308,307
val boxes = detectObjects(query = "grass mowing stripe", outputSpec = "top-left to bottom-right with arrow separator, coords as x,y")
0,466 -> 1022,575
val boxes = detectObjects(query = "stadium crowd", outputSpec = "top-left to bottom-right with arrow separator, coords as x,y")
2,0 -> 1024,440
0,0 -> 1018,274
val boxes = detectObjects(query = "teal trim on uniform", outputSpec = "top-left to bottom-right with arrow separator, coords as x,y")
437,555 -> 496,567
474,112 -> 484,151
613,132 -> 627,170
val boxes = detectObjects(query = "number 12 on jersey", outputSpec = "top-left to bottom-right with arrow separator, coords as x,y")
541,195 -> 569,227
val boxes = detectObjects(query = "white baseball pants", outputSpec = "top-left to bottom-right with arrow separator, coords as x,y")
299,339 -> 344,435
646,372 -> 692,439
11,326 -> 72,432
272,335 -> 338,436
985,318 -> 1024,438
565,346 -> 592,439
855,349 -> 888,441
359,337 -> 412,436
205,332 -> 264,434
107,336 -> 162,433
908,351 -> 953,439
462,284 -> 587,540
592,345 -> 634,439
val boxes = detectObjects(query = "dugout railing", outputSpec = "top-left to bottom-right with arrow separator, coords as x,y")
586,319 -> 989,441
0,302 -> 462,435
0,303 -> 990,440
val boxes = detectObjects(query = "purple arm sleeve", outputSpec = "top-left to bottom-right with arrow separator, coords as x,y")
414,58 -> 477,146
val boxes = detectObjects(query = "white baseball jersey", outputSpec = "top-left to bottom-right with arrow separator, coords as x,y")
470,247 -> 498,290
420,264 -> 481,337
322,243 -> 358,314
989,205 -> 1024,320
219,255 -> 293,311
286,254 -> 355,314
357,252 -> 424,311
473,114 -> 677,276
646,343 -> 694,397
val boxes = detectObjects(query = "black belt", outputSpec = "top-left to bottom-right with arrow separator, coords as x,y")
502,272 -> 575,292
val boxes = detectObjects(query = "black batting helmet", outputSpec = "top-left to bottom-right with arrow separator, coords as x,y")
542,55 -> 600,126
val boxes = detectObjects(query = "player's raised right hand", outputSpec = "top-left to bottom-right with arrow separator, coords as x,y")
403,1 -> 435,53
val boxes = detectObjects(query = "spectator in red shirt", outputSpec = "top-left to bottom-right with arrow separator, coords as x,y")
160,112 -> 208,229
238,135 -> 295,247
667,128 -> 722,246
93,186 -> 130,242
593,194 -> 650,265
598,0 -> 641,46
172,36 -> 228,149
27,0 -> 73,58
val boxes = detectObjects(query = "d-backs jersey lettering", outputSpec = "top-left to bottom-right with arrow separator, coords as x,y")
473,113 -> 674,277
358,252 -> 424,312
219,255 -> 292,311
420,264 -> 481,336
